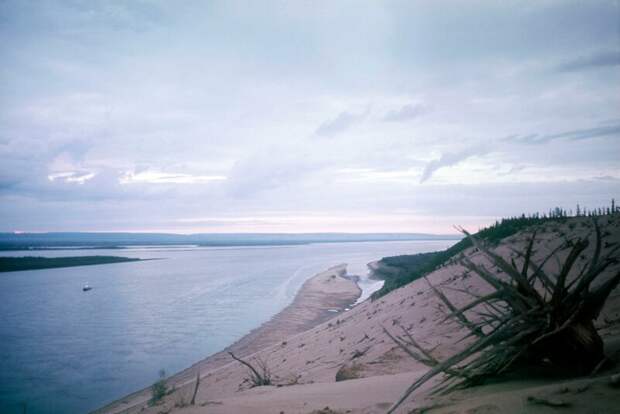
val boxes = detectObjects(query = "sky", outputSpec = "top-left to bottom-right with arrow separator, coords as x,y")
0,0 -> 619,234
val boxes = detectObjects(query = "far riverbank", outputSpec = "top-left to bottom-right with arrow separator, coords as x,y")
0,256 -> 146,272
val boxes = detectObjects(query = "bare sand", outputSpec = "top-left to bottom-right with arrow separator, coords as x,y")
98,216 -> 620,414
95,264 -> 361,414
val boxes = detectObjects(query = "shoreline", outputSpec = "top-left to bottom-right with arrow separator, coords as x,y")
0,256 -> 149,273
94,263 -> 361,414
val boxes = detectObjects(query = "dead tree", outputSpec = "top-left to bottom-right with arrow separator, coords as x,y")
229,352 -> 272,386
385,218 -> 620,413
190,371 -> 200,405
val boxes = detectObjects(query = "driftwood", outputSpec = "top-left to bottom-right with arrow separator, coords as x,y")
190,371 -> 200,405
385,218 -> 620,414
229,351 -> 272,386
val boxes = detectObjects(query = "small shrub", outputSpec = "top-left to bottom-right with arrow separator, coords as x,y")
151,369 -> 168,403
229,352 -> 272,386
174,390 -> 190,408
335,363 -> 363,381
309,408 -> 346,414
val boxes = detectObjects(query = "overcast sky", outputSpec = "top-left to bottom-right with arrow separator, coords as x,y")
1,0 -> 619,234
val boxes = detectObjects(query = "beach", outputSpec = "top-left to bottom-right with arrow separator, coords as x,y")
95,264 -> 361,414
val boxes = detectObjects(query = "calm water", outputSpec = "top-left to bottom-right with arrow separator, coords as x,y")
0,240 -> 453,414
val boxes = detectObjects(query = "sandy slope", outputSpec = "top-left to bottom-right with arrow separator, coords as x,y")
100,216 -> 620,414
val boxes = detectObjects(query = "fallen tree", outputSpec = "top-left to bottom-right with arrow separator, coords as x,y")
385,218 -> 620,413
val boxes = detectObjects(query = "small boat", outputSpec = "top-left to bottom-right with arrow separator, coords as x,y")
83,284 -> 92,292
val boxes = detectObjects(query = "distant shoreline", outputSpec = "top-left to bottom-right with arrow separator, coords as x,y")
0,232 -> 461,251
0,256 -> 148,273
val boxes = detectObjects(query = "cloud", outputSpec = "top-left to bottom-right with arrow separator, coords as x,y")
48,171 -> 96,184
420,147 -> 487,184
1,2 -> 619,232
226,148 -> 326,197
556,50 -> 620,72
383,103 -> 426,122
314,109 -> 369,137
592,175 -> 619,182
513,124 -> 620,145
501,165 -> 526,176
119,170 -> 227,184
336,167 -> 419,183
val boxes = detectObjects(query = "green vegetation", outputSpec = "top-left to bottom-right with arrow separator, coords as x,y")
372,200 -> 619,299
0,256 -> 142,272
150,369 -> 168,404
373,252 -> 441,297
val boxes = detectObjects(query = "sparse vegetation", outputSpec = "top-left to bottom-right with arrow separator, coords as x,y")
174,391 -> 189,408
383,217 -> 620,414
150,369 -> 168,404
335,363 -> 363,381
307,407 -> 347,414
229,352 -> 272,387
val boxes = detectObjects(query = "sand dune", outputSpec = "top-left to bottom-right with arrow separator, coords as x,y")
99,216 -> 620,414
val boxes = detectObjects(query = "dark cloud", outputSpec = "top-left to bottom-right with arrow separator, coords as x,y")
419,146 -> 487,184
513,124 -> 620,145
383,103 -> 426,122
556,50 -> 620,72
314,109 -> 368,137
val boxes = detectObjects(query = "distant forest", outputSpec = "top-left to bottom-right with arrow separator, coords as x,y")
0,256 -> 142,273
371,200 -> 619,299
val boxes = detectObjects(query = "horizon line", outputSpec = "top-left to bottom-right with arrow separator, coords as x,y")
2,230 -> 462,236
